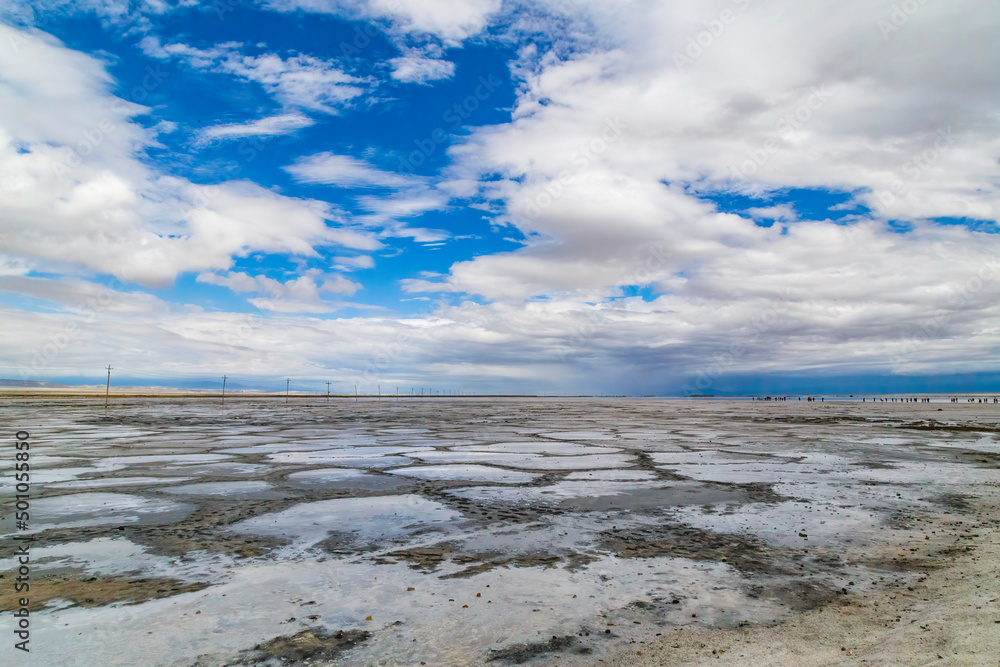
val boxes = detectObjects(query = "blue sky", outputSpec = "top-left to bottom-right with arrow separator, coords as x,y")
1,0 -> 999,394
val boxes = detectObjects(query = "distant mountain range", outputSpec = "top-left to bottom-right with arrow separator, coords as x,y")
0,379 -> 75,388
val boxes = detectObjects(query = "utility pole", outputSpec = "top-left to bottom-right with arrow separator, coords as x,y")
396,386 -> 399,402
222,375 -> 227,404
326,381 -> 331,401
378,384 -> 380,401
285,378 -> 290,403
355,383 -> 358,402
104,365 -> 113,409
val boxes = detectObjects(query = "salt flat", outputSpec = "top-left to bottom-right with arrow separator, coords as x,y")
1,397 -> 997,666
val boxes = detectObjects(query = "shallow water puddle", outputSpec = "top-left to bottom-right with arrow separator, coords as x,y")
7,493 -> 194,534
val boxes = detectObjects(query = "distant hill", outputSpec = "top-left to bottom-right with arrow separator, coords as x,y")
0,379 -> 75,388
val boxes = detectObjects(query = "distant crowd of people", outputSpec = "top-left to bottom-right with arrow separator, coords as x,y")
753,396 -> 822,401
860,397 -> 998,403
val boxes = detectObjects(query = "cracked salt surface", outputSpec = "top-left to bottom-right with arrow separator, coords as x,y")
6,398 -> 999,666
32,553 -> 766,667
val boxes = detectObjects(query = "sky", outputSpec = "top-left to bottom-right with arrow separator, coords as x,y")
1,0 -> 999,395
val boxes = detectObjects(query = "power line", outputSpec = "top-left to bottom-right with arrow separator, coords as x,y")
326,381 -> 331,401
104,365 -> 112,409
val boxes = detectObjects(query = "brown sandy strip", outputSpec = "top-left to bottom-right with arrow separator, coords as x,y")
612,488 -> 1000,666
0,575 -> 208,612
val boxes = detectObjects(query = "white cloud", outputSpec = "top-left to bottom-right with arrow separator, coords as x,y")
199,269 -> 360,295
195,113 -> 314,144
390,54 -> 455,84
333,255 -> 375,271
284,153 -> 418,188
0,24 -> 379,287
285,153 -> 452,240
262,0 -> 502,43
5,3 -> 1000,390
139,36 -> 366,113
745,205 -> 797,222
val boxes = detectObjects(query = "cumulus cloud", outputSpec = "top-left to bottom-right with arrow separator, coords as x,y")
197,270 -> 361,297
0,24 -> 379,287
404,0 -> 1000,381
5,3 -> 1000,391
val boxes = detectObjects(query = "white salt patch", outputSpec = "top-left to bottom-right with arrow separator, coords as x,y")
565,470 -> 658,481
848,460 -> 988,485
403,450 -> 540,466
454,442 -> 622,455
286,468 -> 367,483
18,467 -> 104,486
231,495 -> 464,547
269,446 -> 433,463
160,481 -> 273,496
512,454 -> 635,470
217,441 -> 351,455
27,554 -> 766,667
540,430 -> 618,440
448,481 -> 655,506
94,454 -> 234,471
162,462 -> 272,476
47,477 -> 193,490
388,465 -> 538,483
